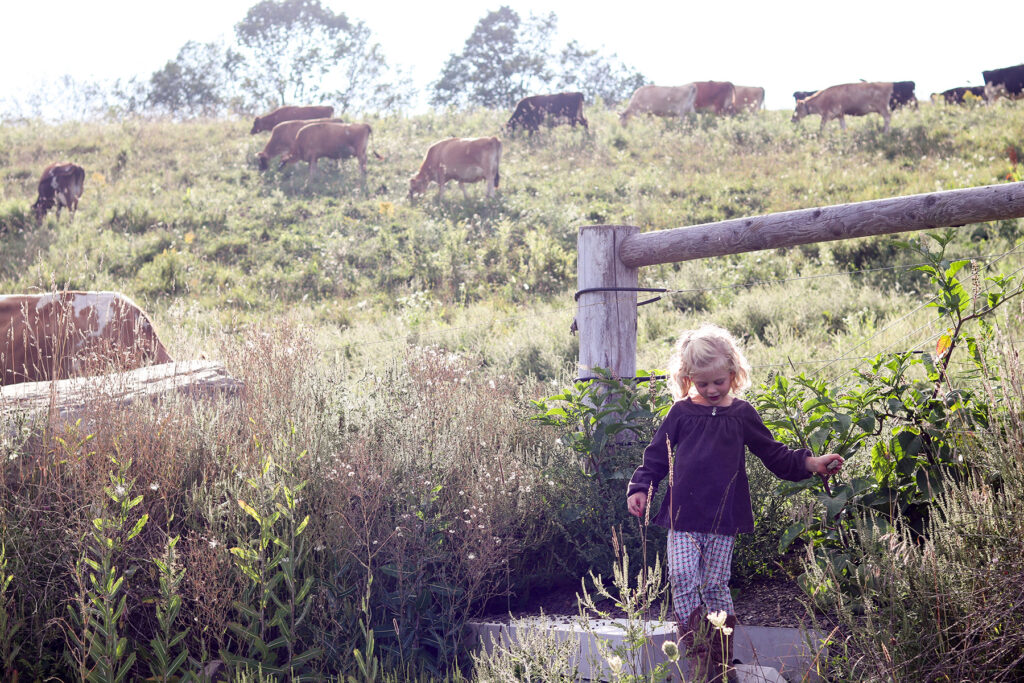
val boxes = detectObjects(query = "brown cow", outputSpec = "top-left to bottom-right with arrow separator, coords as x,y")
792,82 -> 893,132
619,84 -> 698,124
31,162 -> 84,223
256,117 -> 345,171
250,105 -> 334,134
1,291 -> 172,386
279,122 -> 377,182
733,85 -> 765,113
693,81 -> 736,115
408,137 -> 502,200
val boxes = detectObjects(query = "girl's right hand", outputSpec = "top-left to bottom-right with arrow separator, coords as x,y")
627,491 -> 647,517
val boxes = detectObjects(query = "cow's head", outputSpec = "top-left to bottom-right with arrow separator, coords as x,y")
791,100 -> 809,123
249,117 -> 262,134
408,173 -> 431,200
257,152 -> 270,172
31,196 -> 53,224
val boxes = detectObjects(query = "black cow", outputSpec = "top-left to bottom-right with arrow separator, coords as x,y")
506,92 -> 588,135
889,81 -> 917,109
983,63 -> 1024,101
792,90 -> 818,103
934,86 -> 987,104
32,162 -> 85,223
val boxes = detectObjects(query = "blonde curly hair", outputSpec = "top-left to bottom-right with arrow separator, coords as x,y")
666,323 -> 752,401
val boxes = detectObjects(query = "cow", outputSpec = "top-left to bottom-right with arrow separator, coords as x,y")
889,81 -> 917,109
1,291 -> 172,386
983,63 -> 1024,101
506,92 -> 589,135
31,162 -> 84,224
408,137 -> 502,200
793,90 -> 819,103
256,117 -> 345,171
693,81 -> 736,115
792,82 -> 894,132
279,121 -> 378,182
619,84 -> 698,124
249,105 -> 334,134
733,85 -> 765,113
931,86 -> 987,104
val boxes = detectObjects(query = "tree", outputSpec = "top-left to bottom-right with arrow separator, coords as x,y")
145,41 -> 243,118
431,6 -> 556,109
234,0 -> 390,112
555,41 -> 647,107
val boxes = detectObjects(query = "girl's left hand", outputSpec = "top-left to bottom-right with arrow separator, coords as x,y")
808,453 -> 844,475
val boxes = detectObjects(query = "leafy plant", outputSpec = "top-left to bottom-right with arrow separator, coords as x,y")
757,231 -> 1023,603
530,368 -> 672,477
0,543 -> 24,681
146,534 -> 190,682
66,454 -> 149,683
576,528 -> 676,682
224,445 -> 321,678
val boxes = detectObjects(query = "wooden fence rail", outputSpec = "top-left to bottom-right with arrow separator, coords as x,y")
578,181 -> 1024,380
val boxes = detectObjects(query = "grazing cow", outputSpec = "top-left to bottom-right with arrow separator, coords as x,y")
693,81 -> 736,115
250,105 -> 334,134
792,82 -> 894,132
279,122 -> 377,182
733,85 -> 765,113
507,92 -> 588,135
889,81 -> 917,109
31,162 -> 84,223
256,117 -> 345,171
1,291 -> 172,386
931,86 -> 987,104
983,63 -> 1024,101
408,137 -> 502,200
619,84 -> 698,124
793,90 -> 819,103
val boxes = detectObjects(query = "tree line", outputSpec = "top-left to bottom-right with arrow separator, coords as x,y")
2,1 -> 646,121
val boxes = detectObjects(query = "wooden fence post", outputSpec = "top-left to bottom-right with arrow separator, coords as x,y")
577,225 -> 639,381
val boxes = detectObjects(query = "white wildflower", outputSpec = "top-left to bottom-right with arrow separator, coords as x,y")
707,611 -> 728,629
606,654 -> 623,675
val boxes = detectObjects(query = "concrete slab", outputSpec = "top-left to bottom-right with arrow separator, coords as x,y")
469,616 -> 829,682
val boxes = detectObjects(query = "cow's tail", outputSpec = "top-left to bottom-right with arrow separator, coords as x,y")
494,140 -> 502,189
368,126 -> 384,160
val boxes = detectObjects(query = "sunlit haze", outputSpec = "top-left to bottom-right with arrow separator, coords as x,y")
3,0 -> 1023,113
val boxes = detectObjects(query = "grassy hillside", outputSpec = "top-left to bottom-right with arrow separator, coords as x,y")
2,103 -> 1022,383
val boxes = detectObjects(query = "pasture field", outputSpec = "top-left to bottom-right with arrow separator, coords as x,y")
2,102 -> 1024,680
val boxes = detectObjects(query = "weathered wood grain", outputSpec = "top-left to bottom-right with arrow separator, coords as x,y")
577,225 -> 639,381
0,360 -> 243,426
618,181 -> 1024,268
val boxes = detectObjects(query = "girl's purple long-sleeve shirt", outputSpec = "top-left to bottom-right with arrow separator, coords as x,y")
627,397 -> 813,534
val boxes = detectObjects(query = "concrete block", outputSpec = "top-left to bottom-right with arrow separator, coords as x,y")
468,616 -> 829,682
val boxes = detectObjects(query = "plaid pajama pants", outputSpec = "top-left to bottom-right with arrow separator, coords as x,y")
667,530 -> 735,621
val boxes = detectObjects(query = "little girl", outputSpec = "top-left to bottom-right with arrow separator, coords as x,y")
626,323 -> 842,677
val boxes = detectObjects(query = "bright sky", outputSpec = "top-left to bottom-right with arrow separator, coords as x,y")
3,0 -> 1023,113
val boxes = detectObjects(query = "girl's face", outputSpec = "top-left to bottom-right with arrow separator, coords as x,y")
689,369 -> 734,406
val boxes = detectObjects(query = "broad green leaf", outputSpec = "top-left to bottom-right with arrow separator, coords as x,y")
779,521 -> 805,553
